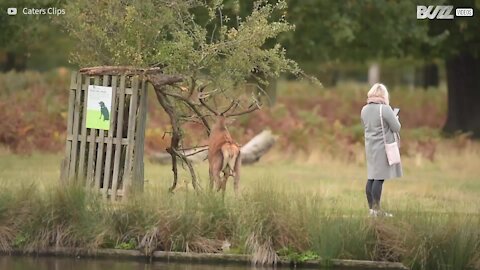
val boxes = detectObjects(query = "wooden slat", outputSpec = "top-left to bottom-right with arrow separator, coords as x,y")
94,75 -> 108,190
61,72 -> 78,183
69,71 -> 77,90
132,78 -> 147,192
77,74 -> 88,182
85,77 -> 99,187
68,73 -> 83,182
102,75 -> 118,198
122,76 -> 139,198
110,75 -> 126,200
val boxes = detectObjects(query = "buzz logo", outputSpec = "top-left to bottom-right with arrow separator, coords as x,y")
417,5 -> 454,19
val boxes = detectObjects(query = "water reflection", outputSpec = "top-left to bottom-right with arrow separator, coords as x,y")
0,256 -> 257,270
0,256 -> 374,270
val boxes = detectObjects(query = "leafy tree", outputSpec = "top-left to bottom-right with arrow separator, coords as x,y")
426,0 -> 480,137
277,0 -> 480,137
61,0 -> 300,90
0,0 -> 71,71
59,0 -> 304,190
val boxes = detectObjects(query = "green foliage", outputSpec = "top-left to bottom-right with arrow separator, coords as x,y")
0,0 -> 53,53
278,0 -> 431,62
426,0 -> 480,58
13,233 -> 27,248
115,238 -> 137,250
277,247 -> 319,263
259,0 -> 479,62
0,0 -> 72,70
59,0 -> 302,91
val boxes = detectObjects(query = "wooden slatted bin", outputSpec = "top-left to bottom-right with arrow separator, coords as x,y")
60,71 -> 147,200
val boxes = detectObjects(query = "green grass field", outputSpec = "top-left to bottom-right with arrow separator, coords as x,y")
3,142 -> 478,213
85,110 -> 110,130
0,142 -> 479,269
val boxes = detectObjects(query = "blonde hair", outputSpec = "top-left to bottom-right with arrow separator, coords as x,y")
367,83 -> 390,105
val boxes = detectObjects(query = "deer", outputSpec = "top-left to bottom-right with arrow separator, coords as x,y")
199,88 -> 260,194
208,115 -> 241,193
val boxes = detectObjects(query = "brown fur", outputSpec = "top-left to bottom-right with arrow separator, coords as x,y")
208,116 -> 241,194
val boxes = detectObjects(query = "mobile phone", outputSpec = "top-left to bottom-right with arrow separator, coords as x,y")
393,108 -> 400,115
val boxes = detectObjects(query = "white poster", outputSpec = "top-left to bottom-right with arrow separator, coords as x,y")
86,85 -> 113,130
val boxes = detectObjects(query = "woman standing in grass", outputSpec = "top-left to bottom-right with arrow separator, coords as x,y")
361,83 -> 402,217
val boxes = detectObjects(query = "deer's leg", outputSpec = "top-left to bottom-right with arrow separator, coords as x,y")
220,169 -> 228,193
213,169 -> 222,191
217,178 -> 223,192
209,165 -> 214,190
233,153 -> 241,195
210,152 -> 223,192
216,171 -> 225,192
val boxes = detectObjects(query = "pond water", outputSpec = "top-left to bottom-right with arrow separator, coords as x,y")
0,256 -> 259,270
0,256 -> 368,270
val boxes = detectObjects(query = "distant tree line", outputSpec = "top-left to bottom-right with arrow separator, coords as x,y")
1,0 -> 479,137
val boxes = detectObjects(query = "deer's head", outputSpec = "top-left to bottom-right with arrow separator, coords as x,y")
198,86 -> 261,135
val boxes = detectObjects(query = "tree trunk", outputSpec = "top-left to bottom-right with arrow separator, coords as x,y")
3,52 -> 16,72
422,62 -> 439,89
368,63 -> 380,85
444,52 -> 480,138
2,52 -> 27,72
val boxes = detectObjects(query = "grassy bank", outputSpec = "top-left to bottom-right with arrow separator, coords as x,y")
0,144 -> 479,270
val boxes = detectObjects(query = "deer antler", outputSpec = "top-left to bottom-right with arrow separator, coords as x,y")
224,99 -> 261,117
198,85 -> 262,117
221,100 -> 239,115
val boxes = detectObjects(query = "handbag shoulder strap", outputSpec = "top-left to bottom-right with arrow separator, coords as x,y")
379,104 -> 397,144
379,104 -> 387,145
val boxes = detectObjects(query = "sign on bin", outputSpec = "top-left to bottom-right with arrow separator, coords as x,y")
86,85 -> 113,130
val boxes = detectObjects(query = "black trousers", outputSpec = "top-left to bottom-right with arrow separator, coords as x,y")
366,179 -> 384,209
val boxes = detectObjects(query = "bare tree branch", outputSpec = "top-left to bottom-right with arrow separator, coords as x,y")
178,144 -> 208,151
172,148 -> 201,191
163,90 -> 211,135
198,87 -> 219,116
152,86 -> 182,192
188,76 -> 196,99
197,87 -> 219,98
147,73 -> 183,88
183,147 -> 208,157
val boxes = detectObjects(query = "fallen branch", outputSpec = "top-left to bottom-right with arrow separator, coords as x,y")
150,130 -> 277,165
239,130 -> 277,165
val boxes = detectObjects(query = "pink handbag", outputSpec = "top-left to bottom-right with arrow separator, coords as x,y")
380,105 -> 401,165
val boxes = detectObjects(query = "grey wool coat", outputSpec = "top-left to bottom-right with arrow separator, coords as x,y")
361,103 -> 403,180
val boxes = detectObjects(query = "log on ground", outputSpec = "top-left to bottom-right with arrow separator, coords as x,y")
149,130 -> 277,165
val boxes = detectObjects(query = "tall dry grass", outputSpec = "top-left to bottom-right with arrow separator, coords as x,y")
0,183 -> 478,269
